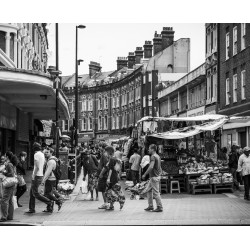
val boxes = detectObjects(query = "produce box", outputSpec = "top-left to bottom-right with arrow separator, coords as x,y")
209,176 -> 221,184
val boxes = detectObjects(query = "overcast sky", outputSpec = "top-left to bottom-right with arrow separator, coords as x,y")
47,23 -> 205,76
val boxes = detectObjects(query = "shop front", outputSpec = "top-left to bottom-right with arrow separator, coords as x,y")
0,68 -> 70,164
137,115 -> 237,195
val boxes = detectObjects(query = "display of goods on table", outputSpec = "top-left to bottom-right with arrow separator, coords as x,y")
161,159 -> 179,175
57,181 -> 75,199
221,173 -> 233,183
209,174 -> 221,184
196,174 -> 210,185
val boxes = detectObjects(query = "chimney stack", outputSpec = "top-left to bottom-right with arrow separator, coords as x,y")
127,52 -> 136,69
161,27 -> 175,50
134,47 -> 144,64
89,61 -> 102,78
153,31 -> 162,55
116,57 -> 128,70
143,41 -> 153,58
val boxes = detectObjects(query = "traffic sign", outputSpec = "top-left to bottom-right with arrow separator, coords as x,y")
53,76 -> 62,89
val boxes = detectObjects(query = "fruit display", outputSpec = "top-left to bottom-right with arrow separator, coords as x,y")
221,173 -> 233,183
197,174 -> 210,185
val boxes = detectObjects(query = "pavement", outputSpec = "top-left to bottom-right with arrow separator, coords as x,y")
1,170 -> 250,226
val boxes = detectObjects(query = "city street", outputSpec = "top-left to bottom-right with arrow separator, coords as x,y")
5,171 -> 250,226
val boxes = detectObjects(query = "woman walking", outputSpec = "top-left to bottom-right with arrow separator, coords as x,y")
16,152 -> 27,207
0,151 -> 17,222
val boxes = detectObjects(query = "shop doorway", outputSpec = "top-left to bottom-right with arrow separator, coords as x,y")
239,131 -> 247,148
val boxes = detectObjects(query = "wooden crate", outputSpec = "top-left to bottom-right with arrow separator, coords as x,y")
213,183 -> 234,194
191,183 -> 213,195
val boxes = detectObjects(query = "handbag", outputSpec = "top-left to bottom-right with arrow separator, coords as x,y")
2,176 -> 18,188
17,174 -> 26,186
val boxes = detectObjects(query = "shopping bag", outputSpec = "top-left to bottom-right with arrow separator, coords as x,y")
12,196 -> 18,210
81,180 -> 88,194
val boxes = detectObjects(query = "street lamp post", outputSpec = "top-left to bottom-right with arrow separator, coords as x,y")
75,24 -> 86,148
47,23 -> 61,158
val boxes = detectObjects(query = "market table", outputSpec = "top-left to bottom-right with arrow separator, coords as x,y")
185,173 -> 202,193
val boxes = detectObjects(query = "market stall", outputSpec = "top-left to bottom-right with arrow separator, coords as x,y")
137,115 -> 248,195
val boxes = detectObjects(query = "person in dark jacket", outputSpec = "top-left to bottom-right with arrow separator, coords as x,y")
15,152 -> 27,207
228,145 -> 240,189
82,150 -> 99,201
0,151 -> 16,222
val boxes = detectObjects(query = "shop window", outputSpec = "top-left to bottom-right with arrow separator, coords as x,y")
226,32 -> 230,60
241,23 -> 246,50
233,26 -> 237,56
226,78 -> 230,105
233,74 -> 237,103
241,70 -> 246,100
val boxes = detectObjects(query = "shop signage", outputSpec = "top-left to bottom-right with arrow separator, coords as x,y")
187,106 -> 205,117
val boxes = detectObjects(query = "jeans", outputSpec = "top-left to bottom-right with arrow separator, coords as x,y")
16,184 -> 27,204
29,176 -> 52,211
229,168 -> 239,188
44,180 -> 61,203
243,174 -> 250,199
0,185 -> 15,220
131,170 -> 140,186
146,177 -> 163,210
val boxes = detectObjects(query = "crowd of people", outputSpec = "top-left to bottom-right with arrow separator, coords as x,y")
78,140 -> 163,212
0,142 -> 64,222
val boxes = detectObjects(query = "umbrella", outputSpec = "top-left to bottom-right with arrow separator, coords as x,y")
60,135 -> 71,141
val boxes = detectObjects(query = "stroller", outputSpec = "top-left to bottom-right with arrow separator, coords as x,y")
125,180 -> 149,200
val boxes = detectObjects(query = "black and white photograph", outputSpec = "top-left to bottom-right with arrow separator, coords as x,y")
0,0 -> 250,249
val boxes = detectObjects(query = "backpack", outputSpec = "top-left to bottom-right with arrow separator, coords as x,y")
48,157 -> 62,180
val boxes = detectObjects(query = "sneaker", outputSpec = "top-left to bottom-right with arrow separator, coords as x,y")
95,197 -> 99,201
25,210 -> 36,214
98,204 -> 108,209
152,207 -> 163,212
106,206 -> 114,211
0,218 -> 7,222
90,197 -> 94,201
144,207 -> 154,211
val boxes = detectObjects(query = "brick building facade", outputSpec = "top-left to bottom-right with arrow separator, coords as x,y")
218,23 -> 250,149
61,27 -> 190,145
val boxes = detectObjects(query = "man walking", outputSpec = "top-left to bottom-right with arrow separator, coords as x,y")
129,148 -> 141,186
25,143 -> 53,214
41,147 -> 63,212
237,147 -> 250,200
142,144 -> 163,212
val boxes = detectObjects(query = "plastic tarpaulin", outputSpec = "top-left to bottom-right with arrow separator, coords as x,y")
137,114 -> 226,124
148,118 -> 228,140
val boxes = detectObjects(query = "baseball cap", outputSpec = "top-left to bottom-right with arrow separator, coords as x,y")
243,146 -> 250,152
